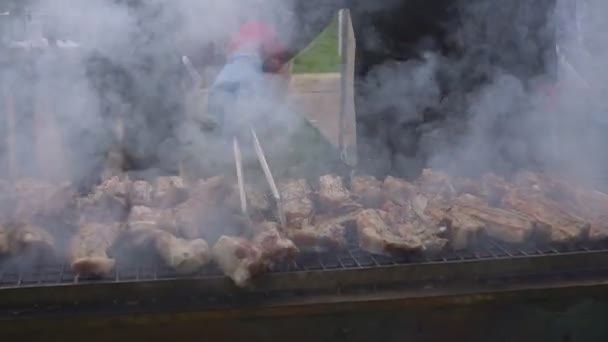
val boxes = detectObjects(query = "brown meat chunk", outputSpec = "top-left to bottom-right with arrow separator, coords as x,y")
480,173 -> 512,203
442,207 -> 484,250
502,189 -> 590,244
173,197 -> 243,242
514,173 -> 608,242
287,218 -> 348,252
416,169 -> 457,200
78,177 -> 130,223
410,195 -> 480,251
383,199 -> 449,253
225,185 -> 271,221
125,206 -> 210,274
451,177 -> 482,197
154,232 -> 210,274
317,175 -> 361,214
212,236 -> 268,287
129,180 -> 154,206
454,194 -> 536,244
351,175 -> 385,208
175,176 -> 243,241
0,180 -> 15,222
279,179 -> 314,227
356,209 -> 423,255
513,171 -> 545,189
70,222 -> 123,276
253,221 -> 298,264
127,206 -> 179,236
397,222 -> 448,255
8,223 -> 56,259
173,199 -> 203,239
0,224 -> 9,255
383,176 -> 417,206
589,218 -> 608,242
189,176 -> 233,203
153,176 -> 188,208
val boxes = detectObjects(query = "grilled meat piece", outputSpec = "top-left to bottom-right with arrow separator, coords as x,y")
383,176 -> 417,206
189,176 -> 233,203
0,180 -> 15,222
451,173 -> 511,204
454,194 -> 535,244
317,175 -> 361,214
253,221 -> 298,264
174,197 -> 244,242
408,195 -> 477,251
78,176 -> 130,223
70,222 -> 122,276
153,176 -> 188,208
502,188 -> 590,244
212,235 -> 268,287
288,218 -> 348,252
513,171 -> 545,189
416,169 -> 457,200
176,176 -> 242,241
129,180 -> 154,206
512,172 -> 608,242
441,207 -> 484,250
480,173 -> 512,203
397,222 -> 448,255
0,224 -> 9,255
126,206 -> 210,274
382,200 -> 449,253
127,206 -> 179,239
8,223 -> 56,259
225,185 -> 271,222
279,179 -> 314,227
356,209 -> 423,255
285,210 -> 361,252
213,222 -> 297,287
155,232 -> 210,275
351,175 -> 384,208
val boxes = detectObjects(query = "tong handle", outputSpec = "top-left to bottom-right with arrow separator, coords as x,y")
251,128 -> 286,228
233,137 -> 248,216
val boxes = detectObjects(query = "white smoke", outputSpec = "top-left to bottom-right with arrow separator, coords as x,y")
0,0 -> 307,187
351,0 -> 608,188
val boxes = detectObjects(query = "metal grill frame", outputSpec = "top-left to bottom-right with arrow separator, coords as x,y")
2,239 -> 608,317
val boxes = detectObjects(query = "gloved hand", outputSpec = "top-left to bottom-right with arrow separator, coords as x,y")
206,21 -> 285,134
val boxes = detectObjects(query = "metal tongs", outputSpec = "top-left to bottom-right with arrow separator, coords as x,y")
233,128 -> 286,229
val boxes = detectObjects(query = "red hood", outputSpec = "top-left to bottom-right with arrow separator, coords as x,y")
227,21 -> 284,60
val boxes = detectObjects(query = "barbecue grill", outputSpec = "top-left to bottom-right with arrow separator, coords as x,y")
3,236 -> 608,341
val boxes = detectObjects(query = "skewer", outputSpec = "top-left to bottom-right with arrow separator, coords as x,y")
233,137 -> 247,216
250,128 -> 286,228
182,56 -> 203,89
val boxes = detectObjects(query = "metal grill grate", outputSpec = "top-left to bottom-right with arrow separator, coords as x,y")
1,239 -> 607,290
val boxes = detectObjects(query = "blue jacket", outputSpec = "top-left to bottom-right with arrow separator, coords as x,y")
207,52 -> 266,135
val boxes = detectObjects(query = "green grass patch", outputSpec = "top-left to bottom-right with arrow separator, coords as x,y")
292,18 -> 340,74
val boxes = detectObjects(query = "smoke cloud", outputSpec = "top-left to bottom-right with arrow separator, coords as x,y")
354,0 -> 608,190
